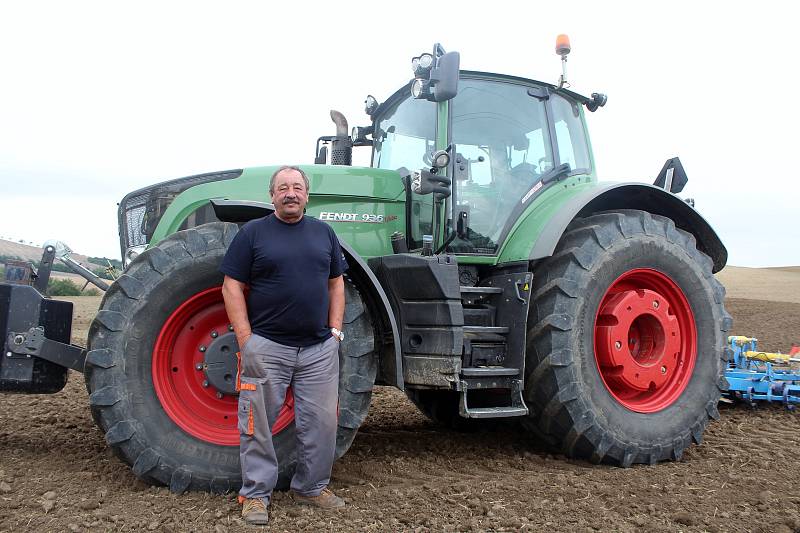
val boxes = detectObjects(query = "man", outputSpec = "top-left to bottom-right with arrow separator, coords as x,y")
220,165 -> 348,526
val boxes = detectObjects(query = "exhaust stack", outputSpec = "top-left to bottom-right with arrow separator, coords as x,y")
329,110 -> 352,165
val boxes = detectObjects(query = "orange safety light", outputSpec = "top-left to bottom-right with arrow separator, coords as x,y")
556,34 -> 571,56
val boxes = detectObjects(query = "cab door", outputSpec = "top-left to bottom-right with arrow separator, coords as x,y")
448,77 -> 555,255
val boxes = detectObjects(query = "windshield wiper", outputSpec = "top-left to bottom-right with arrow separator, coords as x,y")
540,163 -> 572,185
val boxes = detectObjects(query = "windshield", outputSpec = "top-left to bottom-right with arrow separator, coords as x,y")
373,94 -> 436,172
451,78 -> 553,254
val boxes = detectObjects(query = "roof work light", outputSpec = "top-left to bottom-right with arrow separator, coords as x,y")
556,34 -> 571,89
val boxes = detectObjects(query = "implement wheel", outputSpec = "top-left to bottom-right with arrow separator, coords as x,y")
523,210 -> 731,465
85,222 -> 377,492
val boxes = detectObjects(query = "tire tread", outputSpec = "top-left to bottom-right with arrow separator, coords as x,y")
524,210 -> 728,466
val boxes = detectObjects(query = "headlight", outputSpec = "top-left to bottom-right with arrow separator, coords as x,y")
364,95 -> 379,116
411,78 -> 430,99
432,150 -> 450,169
411,53 -> 434,77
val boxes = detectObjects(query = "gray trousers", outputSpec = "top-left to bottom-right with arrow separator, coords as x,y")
237,334 -> 339,504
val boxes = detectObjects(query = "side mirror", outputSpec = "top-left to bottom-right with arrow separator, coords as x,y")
431,51 -> 460,102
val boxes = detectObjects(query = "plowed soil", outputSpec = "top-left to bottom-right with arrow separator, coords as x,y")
2,270 -> 800,533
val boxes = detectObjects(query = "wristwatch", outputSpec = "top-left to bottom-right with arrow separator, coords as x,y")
331,327 -> 344,341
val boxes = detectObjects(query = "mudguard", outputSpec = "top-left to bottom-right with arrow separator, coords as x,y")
529,183 -> 727,272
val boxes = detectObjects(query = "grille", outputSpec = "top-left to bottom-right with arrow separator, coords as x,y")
121,192 -> 149,248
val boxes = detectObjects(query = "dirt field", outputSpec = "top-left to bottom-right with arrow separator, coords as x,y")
1,269 -> 799,532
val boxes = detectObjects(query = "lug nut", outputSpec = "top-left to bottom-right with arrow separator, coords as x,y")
199,345 -> 207,353
216,392 -> 223,399
661,366 -> 667,374
228,324 -> 234,332
653,300 -> 660,309
202,380 -> 209,387
615,341 -> 622,350
211,331 -> 218,338
195,363 -> 203,371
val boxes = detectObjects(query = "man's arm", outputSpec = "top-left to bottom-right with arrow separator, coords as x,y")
222,275 -> 252,350
328,275 -> 345,338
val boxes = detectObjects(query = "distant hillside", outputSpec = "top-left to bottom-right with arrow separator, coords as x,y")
0,239 -> 108,270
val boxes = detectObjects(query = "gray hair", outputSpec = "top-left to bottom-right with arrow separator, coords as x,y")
269,165 -> 310,195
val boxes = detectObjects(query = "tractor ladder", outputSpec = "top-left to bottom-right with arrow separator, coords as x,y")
457,272 -> 532,418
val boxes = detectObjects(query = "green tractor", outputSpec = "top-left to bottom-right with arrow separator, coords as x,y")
1,38 -> 730,493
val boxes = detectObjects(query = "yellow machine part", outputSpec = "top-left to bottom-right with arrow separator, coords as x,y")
744,351 -> 794,363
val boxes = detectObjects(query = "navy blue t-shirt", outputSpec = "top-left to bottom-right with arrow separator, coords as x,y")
220,214 -> 348,347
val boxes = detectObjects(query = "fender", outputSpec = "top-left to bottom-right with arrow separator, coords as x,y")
210,199 -> 404,389
528,183 -> 727,272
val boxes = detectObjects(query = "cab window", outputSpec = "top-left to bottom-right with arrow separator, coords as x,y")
551,94 -> 591,173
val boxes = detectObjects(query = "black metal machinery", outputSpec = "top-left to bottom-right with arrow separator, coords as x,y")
0,244 -> 90,393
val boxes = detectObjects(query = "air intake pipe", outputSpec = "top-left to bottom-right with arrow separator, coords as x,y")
329,110 -> 352,165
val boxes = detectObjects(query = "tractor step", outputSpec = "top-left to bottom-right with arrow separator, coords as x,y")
458,406 -> 529,418
460,285 -> 503,295
461,366 -> 519,377
462,307 -> 496,327
463,325 -> 509,335
458,378 -> 528,418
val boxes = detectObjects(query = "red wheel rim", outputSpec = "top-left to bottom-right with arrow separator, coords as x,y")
152,286 -> 295,445
593,269 -> 697,413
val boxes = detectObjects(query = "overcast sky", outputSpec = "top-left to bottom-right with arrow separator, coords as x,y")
1,1 -> 797,267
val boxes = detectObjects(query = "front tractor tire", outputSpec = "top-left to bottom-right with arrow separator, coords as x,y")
85,222 -> 377,493
524,210 -> 731,466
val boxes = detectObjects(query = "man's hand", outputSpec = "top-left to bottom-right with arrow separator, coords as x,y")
237,332 -> 253,351
222,275 -> 253,353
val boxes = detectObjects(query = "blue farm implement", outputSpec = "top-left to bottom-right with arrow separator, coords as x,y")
724,336 -> 800,407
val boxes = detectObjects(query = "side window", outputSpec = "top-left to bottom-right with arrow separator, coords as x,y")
372,95 -> 436,250
373,96 -> 436,172
551,95 -> 591,172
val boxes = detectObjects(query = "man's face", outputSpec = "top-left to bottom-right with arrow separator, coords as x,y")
271,169 -> 308,220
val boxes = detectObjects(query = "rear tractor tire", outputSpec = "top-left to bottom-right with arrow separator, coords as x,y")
85,222 -> 378,492
523,210 -> 732,465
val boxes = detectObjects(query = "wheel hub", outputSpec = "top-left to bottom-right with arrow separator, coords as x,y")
198,329 -> 239,395
595,288 -> 681,392
152,286 -> 296,445
593,269 -> 697,413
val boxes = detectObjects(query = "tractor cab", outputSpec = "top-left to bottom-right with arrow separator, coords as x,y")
348,42 -> 604,257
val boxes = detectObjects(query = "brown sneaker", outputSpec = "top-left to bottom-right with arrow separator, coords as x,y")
291,487 -> 345,509
240,497 -> 269,525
